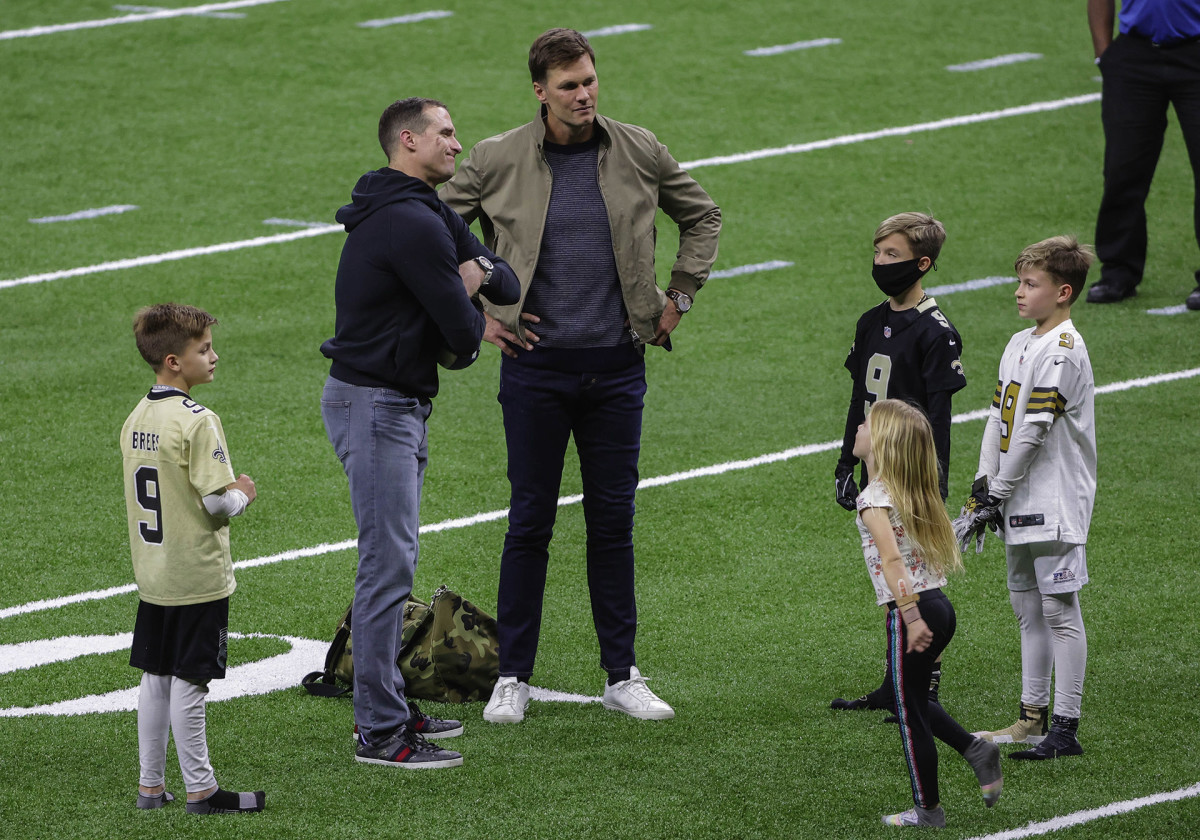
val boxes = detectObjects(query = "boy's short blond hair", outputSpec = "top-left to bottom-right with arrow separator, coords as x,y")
133,303 -> 217,371
1014,236 -> 1095,305
874,212 -> 947,264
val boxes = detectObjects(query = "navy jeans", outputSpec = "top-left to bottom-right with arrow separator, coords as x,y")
321,376 -> 430,743
496,355 -> 647,682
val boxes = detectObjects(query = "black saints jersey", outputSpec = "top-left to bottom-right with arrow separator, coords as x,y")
839,296 -> 966,483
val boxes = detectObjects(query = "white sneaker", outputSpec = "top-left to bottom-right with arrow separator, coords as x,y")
601,666 -> 674,720
483,676 -> 529,723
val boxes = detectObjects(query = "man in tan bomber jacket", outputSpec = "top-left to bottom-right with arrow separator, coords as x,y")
441,27 -> 721,725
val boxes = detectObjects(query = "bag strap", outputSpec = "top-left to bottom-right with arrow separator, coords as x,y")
302,604 -> 354,697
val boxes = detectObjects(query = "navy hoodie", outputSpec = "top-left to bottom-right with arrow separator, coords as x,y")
321,167 -> 518,398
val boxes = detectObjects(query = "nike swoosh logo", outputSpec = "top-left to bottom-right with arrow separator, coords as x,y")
1053,359 -> 1065,365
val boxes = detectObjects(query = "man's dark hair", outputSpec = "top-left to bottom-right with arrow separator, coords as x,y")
528,28 -> 595,84
378,97 -> 447,160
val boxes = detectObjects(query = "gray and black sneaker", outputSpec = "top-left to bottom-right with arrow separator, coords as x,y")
963,737 -> 1003,807
882,804 -> 946,828
1010,715 -> 1083,760
407,700 -> 463,739
355,726 -> 463,769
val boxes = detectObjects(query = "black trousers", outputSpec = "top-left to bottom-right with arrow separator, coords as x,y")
1096,34 -> 1200,290
885,590 -> 975,810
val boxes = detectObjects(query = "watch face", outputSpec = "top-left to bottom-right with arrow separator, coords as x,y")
476,256 -> 493,271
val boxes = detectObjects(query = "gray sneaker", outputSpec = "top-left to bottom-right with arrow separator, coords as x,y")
963,737 -> 1003,807
355,727 -> 462,769
882,804 -> 946,828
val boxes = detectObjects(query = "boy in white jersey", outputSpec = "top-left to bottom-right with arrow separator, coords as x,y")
954,237 -> 1096,760
121,303 -> 265,812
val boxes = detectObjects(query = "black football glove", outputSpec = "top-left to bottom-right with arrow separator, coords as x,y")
834,461 -> 859,511
952,476 -> 1004,554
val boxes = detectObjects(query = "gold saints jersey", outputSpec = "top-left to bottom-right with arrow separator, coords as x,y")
977,320 -> 1097,546
121,387 -> 238,605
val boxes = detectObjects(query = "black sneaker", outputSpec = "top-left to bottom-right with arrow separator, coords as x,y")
355,727 -> 463,769
1010,716 -> 1083,760
407,700 -> 463,739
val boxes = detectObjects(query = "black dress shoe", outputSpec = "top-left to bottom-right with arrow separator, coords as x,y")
1086,281 -> 1137,303
1187,287 -> 1200,311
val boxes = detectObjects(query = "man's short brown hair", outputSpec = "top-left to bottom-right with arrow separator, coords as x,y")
378,97 -> 447,160
133,303 -> 217,370
1014,236 -> 1095,305
528,28 -> 595,84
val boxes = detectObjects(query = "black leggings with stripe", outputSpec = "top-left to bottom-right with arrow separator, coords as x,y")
886,589 -> 975,809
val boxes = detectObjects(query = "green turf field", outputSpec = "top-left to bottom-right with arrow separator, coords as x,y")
2,1 -> 1199,837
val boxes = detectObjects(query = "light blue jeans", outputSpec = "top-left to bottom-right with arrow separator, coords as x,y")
321,376 -> 430,743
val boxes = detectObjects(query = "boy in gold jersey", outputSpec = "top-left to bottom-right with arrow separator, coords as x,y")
121,303 -> 264,814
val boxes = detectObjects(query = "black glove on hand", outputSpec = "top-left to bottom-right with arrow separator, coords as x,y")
834,461 -> 859,511
952,476 -> 1004,554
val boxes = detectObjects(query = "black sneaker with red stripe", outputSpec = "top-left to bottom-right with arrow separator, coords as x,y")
406,701 -> 463,739
355,726 -> 462,769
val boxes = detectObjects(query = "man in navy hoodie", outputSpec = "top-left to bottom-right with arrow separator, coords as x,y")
320,97 -> 518,769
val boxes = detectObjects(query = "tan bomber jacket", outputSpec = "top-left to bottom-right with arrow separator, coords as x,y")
440,110 -> 721,345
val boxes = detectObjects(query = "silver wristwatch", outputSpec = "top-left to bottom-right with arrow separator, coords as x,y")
473,256 -> 494,286
666,288 -> 692,314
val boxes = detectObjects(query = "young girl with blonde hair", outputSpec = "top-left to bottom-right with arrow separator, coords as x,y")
853,399 -> 1002,828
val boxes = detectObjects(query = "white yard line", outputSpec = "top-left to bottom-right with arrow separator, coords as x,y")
4,94 -> 1101,291
679,93 -> 1101,169
581,24 -> 652,38
4,365 -> 1197,622
962,782 -> 1200,840
710,260 -> 794,279
113,4 -> 245,19
947,53 -> 1042,72
744,38 -> 841,57
357,10 -> 453,29
0,224 -> 342,290
29,205 -> 138,224
1147,304 -> 1191,316
0,0 -> 287,40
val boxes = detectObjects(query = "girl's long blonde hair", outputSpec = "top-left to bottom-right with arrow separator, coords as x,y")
868,399 -> 963,577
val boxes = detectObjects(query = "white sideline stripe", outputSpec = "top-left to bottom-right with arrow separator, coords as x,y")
29,205 -> 138,224
113,4 -> 246,19
710,260 -> 794,279
0,223 -> 343,290
744,38 -> 841,57
1147,304 -> 1190,316
581,24 -> 652,38
2,95 -> 1099,291
4,366 -> 1198,622
0,0 -> 287,40
947,53 -> 1042,72
263,217 -> 329,228
530,686 -> 601,704
679,93 -> 1102,169
962,782 -> 1200,840
926,276 -> 1013,295
358,11 -> 453,28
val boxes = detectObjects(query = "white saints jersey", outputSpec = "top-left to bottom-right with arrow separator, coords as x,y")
121,386 -> 238,605
977,320 -> 1096,546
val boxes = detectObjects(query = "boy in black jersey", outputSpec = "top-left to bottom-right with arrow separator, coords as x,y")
831,213 -> 967,714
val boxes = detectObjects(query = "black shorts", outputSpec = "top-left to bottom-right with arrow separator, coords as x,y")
130,597 -> 229,681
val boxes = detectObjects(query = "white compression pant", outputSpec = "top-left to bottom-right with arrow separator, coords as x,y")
138,673 -> 217,793
1009,588 -> 1087,719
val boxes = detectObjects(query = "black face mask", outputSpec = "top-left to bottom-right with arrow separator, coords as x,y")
872,258 -> 930,298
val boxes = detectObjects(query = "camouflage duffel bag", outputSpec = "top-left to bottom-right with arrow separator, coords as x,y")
302,585 -> 499,703
398,585 -> 500,703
